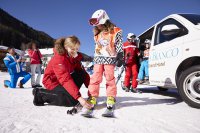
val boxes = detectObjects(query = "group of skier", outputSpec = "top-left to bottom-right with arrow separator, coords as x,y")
3,42 -> 44,89
3,9 -> 150,117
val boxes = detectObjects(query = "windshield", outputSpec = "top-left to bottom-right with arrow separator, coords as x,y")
179,14 -> 200,25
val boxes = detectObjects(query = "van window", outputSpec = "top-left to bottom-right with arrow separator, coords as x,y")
154,18 -> 188,45
179,14 -> 200,25
138,27 -> 154,49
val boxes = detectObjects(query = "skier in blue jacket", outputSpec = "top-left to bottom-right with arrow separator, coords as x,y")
3,47 -> 31,88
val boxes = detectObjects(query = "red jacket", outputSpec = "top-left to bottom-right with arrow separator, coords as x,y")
28,49 -> 42,64
67,53 -> 90,88
123,41 -> 139,65
42,49 -> 89,100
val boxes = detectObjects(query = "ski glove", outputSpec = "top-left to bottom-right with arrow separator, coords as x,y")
115,52 -> 124,67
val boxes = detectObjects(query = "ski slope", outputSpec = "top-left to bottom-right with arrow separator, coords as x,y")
0,72 -> 200,133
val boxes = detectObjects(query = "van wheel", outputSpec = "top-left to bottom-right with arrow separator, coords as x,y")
157,87 -> 168,91
178,65 -> 200,108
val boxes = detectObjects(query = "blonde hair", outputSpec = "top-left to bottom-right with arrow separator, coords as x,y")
93,20 -> 116,36
64,35 -> 80,48
54,36 -> 80,55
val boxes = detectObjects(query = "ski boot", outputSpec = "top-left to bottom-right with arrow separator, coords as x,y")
137,79 -> 144,84
106,96 -> 116,108
87,96 -> 97,106
102,96 -> 115,117
32,87 -> 44,106
130,88 -> 142,93
81,96 -> 97,118
144,77 -> 150,84
18,81 -> 24,88
122,86 -> 130,92
4,80 -> 8,88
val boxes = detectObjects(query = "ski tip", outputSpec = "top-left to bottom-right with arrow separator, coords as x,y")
102,112 -> 115,118
81,114 -> 94,118
102,114 -> 115,118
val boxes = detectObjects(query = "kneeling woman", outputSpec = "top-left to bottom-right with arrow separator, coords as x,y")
33,36 -> 92,109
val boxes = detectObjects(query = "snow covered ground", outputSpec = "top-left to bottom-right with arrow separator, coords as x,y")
0,72 -> 200,133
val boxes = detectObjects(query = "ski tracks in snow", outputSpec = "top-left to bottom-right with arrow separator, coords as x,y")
0,72 -> 200,133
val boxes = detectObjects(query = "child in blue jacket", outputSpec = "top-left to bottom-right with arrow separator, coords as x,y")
3,47 -> 31,88
137,39 -> 151,84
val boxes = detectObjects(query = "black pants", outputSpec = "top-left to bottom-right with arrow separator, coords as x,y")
35,70 -> 86,107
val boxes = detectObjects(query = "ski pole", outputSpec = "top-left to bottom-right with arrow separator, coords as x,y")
116,53 -> 130,84
116,66 -> 125,84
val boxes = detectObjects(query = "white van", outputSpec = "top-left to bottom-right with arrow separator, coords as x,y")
137,14 -> 200,108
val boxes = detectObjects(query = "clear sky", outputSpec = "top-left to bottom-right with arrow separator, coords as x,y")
0,0 -> 200,55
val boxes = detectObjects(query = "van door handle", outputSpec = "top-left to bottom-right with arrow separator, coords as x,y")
185,48 -> 189,51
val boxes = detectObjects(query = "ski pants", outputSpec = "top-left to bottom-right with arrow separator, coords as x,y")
124,64 -> 138,88
88,64 -> 117,97
36,70 -> 86,106
4,71 -> 31,88
138,60 -> 149,80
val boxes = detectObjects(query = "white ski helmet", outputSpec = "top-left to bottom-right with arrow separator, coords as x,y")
127,33 -> 136,39
144,39 -> 151,44
89,9 -> 110,26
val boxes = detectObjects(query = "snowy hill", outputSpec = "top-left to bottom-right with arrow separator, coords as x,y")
0,8 -> 54,48
0,72 -> 200,133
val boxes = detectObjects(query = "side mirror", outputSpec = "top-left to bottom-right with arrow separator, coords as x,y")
161,24 -> 181,36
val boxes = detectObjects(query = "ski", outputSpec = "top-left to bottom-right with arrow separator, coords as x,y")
81,108 -> 95,118
102,106 -> 115,118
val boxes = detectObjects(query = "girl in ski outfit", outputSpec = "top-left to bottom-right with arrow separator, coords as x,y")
3,47 -> 31,88
137,39 -> 151,84
87,9 -> 123,108
27,42 -> 42,88
33,36 -> 92,109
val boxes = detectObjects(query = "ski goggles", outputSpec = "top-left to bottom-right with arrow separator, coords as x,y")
89,12 -> 105,26
89,18 -> 99,26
